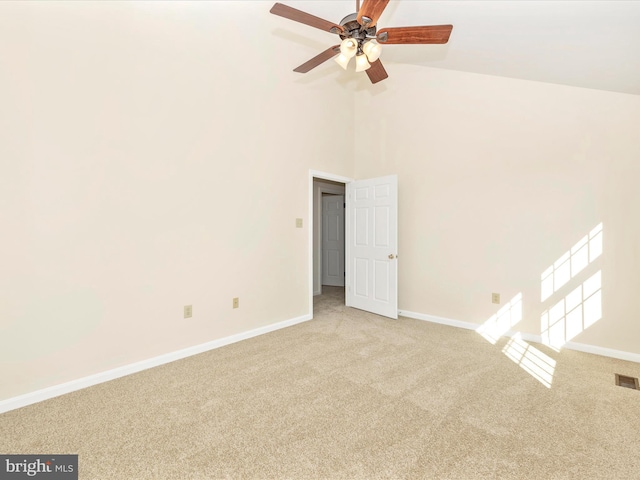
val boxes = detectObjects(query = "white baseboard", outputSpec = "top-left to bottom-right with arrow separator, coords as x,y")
562,340 -> 640,363
0,313 -> 312,415
399,310 -> 640,364
398,310 -> 478,331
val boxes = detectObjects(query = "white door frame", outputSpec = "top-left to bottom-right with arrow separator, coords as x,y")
309,170 -> 353,315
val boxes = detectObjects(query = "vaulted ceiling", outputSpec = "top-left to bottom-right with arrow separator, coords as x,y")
272,1 -> 640,95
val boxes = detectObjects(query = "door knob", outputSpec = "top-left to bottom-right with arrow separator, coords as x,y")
388,254 -> 395,259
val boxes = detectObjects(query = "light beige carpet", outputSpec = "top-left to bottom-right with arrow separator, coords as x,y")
2,286 -> 640,479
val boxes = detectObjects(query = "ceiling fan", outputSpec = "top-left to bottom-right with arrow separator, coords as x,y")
270,0 -> 453,84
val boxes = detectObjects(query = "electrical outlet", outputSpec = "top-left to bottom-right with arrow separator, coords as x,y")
184,305 -> 192,318
233,297 -> 239,309
296,218 -> 303,228
491,293 -> 500,304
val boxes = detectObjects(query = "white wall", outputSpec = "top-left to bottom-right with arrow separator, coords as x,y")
0,1 -> 354,400
2,1 -> 639,403
354,64 -> 640,355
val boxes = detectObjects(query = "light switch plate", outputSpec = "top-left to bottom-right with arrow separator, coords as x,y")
296,218 -> 303,228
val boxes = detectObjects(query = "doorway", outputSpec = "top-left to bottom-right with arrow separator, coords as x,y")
312,177 -> 346,297
308,170 -> 398,319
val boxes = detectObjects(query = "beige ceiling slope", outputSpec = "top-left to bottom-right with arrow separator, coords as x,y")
283,1 -> 640,95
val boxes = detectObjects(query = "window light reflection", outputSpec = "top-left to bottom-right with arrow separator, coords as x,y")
541,270 -> 602,350
502,333 -> 556,388
540,223 -> 603,302
476,293 -> 523,345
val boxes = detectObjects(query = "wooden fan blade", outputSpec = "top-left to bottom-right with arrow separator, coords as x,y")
365,59 -> 388,84
270,3 -> 343,33
377,25 -> 453,44
357,0 -> 390,28
293,45 -> 340,73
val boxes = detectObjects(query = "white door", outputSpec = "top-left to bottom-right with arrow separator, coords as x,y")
346,175 -> 398,319
322,195 -> 345,287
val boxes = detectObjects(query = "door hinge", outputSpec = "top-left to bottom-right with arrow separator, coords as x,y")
343,203 -> 346,208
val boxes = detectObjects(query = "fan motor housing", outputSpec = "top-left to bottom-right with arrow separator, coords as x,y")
338,13 -> 377,41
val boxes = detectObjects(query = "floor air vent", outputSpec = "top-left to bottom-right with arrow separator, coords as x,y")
615,374 -> 639,390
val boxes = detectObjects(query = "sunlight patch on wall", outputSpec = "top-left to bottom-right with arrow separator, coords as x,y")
541,270 -> 602,350
540,223 -> 603,302
502,333 -> 556,388
476,293 -> 522,344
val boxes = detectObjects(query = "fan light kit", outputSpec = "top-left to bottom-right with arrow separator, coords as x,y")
270,0 -> 453,84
